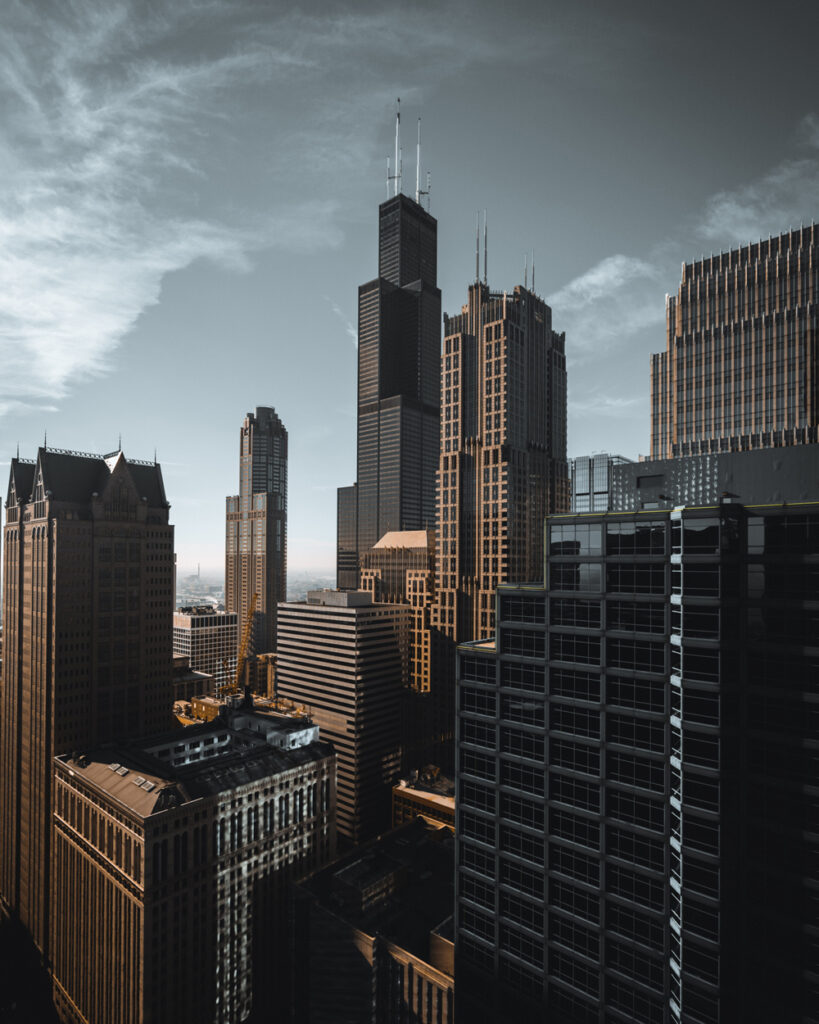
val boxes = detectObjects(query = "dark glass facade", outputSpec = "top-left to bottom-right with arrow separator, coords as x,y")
338,194 -> 441,583
225,406 -> 287,655
336,483 -> 358,590
454,447 -> 819,1024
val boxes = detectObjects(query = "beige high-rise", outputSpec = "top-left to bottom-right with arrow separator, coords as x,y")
651,225 -> 819,459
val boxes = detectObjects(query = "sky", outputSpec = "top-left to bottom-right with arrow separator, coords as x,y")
1,0 -> 818,575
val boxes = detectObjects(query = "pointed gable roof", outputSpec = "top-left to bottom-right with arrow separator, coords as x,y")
38,449 -> 109,503
7,458 -> 36,506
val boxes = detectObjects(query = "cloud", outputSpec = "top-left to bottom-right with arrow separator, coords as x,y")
325,297 -> 358,348
547,254 -> 665,358
0,1 -> 346,419
570,390 -> 643,418
697,113 -> 819,246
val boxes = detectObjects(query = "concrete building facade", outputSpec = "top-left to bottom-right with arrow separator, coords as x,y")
51,702 -> 335,1024
276,590 -> 409,844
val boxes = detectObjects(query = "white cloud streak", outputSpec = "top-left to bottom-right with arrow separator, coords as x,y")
0,0 -> 345,417
325,297 -> 358,348
697,113 -> 819,246
547,254 -> 665,359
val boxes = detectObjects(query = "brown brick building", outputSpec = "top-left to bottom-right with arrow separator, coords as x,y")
651,224 -> 819,459
0,447 -> 175,958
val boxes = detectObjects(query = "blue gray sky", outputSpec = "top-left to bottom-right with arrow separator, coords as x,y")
1,0 -> 818,574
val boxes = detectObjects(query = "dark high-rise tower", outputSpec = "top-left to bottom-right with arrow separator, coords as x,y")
0,446 -> 174,957
337,193 -> 441,585
225,406 -> 287,655
650,224 -> 819,459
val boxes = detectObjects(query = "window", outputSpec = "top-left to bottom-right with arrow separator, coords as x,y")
607,715 -> 665,752
502,760 -> 545,795
550,634 -> 600,666
501,728 -> 545,761
550,704 -> 600,738
607,639 -> 665,674
501,793 -> 545,830
550,879 -> 599,924
502,662 -> 545,692
500,595 -> 545,624
606,521 -> 666,556
551,739 -> 600,777
549,808 -> 599,850
606,565 -> 665,595
607,601 -> 665,634
549,523 -> 603,556
550,669 -> 600,703
549,563 -> 603,592
549,774 -> 600,812
606,790 -> 664,833
502,629 -> 545,658
607,826 -> 664,870
549,914 -> 599,960
606,676 -> 665,714
501,696 -> 545,726
550,599 -> 601,629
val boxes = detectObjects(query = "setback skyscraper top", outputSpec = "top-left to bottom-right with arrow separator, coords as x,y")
337,193 -> 441,585
225,406 -> 287,656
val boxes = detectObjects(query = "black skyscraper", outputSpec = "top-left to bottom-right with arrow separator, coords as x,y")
337,193 -> 441,586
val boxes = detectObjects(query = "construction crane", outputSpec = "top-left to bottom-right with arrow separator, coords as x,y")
225,592 -> 257,696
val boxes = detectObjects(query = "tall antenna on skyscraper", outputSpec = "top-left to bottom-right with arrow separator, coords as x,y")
483,210 -> 488,286
416,118 -> 421,204
394,98 -> 402,196
476,213 -> 480,282
387,99 -> 402,196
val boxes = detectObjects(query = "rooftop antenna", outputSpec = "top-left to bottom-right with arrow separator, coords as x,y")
394,98 -> 402,196
16,441 -> 19,459
43,429 -> 47,450
475,212 -> 480,282
483,210 -> 488,286
415,118 -> 421,204
154,447 -> 157,465
118,432 -> 122,451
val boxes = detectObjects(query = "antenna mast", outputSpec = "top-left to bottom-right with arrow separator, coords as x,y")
475,213 -> 480,283
415,118 -> 421,204
483,210 -> 488,286
387,99 -> 402,196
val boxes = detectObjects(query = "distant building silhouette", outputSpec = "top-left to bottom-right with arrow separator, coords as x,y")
226,407 -> 287,654
651,225 -> 819,458
0,447 -> 174,958
337,193 -> 441,586
570,452 -> 633,513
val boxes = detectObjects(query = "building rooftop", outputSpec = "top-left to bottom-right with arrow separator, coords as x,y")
56,704 -> 332,818
372,530 -> 433,550
298,818 -> 454,960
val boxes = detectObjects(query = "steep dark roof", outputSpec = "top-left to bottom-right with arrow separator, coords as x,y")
7,459 -> 35,506
10,449 -> 171,508
39,451 -> 109,504
127,462 -> 168,507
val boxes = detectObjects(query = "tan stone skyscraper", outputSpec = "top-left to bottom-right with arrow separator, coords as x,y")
433,281 -> 568,646
225,406 -> 287,656
0,447 -> 174,957
651,224 -> 819,459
